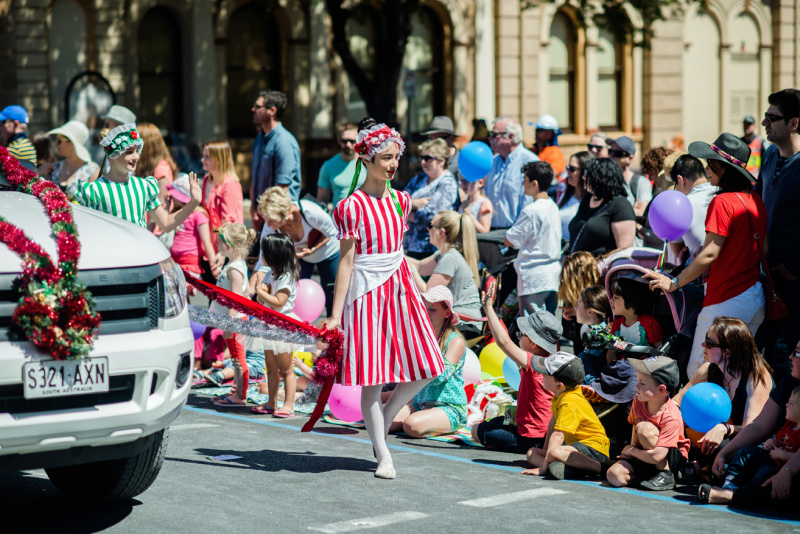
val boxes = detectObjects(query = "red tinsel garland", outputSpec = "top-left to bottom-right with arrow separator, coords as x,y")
0,147 -> 100,359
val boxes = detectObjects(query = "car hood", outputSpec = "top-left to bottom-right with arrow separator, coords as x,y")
0,191 -> 170,272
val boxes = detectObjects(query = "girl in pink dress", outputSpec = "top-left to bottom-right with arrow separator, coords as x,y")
326,118 -> 445,479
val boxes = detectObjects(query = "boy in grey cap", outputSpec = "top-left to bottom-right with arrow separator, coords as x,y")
471,281 -> 562,454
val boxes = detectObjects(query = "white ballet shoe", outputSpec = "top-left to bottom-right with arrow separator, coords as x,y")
374,458 -> 396,479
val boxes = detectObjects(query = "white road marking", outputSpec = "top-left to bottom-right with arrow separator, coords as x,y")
170,423 -> 219,431
458,487 -> 567,507
308,511 -> 429,533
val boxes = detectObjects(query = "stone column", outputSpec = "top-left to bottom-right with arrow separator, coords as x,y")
191,0 -> 217,142
308,0 -> 332,138
632,32 -> 644,133
15,0 -> 49,132
584,26 -> 599,134
474,0 -> 495,121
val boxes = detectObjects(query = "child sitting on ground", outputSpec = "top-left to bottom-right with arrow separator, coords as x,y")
698,386 -> 800,505
522,352 -> 610,479
607,277 -> 663,361
607,356 -> 690,491
458,176 -> 493,233
576,284 -> 611,384
471,280 -> 561,453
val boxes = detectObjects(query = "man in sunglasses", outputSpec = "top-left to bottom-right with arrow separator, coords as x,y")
587,132 -> 609,158
755,88 -> 800,381
0,105 -> 37,170
485,116 -> 539,229
607,135 -> 651,217
316,122 -> 365,210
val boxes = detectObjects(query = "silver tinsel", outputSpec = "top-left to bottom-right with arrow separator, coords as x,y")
188,305 -> 319,346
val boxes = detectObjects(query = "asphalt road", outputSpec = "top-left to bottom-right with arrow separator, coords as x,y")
3,392 -> 798,533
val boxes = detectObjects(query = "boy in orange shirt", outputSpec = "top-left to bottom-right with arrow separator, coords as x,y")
607,356 -> 690,490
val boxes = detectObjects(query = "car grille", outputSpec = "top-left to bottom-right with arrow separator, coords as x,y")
0,374 -> 135,414
0,264 -> 164,341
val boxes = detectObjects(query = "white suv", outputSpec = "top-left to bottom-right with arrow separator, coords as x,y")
0,180 -> 193,501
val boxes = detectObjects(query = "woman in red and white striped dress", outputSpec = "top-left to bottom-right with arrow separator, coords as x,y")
326,117 -> 445,479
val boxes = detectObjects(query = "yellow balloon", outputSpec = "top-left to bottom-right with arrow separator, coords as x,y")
296,351 -> 314,368
479,342 -> 506,380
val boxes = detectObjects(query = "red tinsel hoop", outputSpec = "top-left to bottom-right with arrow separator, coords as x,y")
182,272 -> 343,431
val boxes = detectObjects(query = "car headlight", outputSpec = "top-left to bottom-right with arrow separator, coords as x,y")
159,258 -> 187,318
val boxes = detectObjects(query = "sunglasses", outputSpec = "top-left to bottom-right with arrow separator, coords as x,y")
609,149 -> 629,158
488,131 -> 510,139
764,112 -> 787,123
516,331 -> 529,340
428,223 -> 442,230
340,138 -> 356,145
215,229 -> 232,247
791,350 -> 800,359
566,165 -> 580,173
587,144 -> 604,151
705,335 -> 723,349
420,155 -> 440,163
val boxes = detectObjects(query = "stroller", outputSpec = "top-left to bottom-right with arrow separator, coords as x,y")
600,261 -> 705,385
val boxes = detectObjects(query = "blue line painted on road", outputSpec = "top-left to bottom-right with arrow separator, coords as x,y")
182,406 -> 799,526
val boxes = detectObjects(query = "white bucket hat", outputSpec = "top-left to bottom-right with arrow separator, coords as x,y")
105,105 -> 137,125
48,120 -> 92,164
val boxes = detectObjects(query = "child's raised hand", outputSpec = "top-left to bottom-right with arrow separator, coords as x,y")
481,280 -> 496,309
188,172 -> 202,204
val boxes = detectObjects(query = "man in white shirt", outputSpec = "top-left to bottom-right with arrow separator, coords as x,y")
668,154 -> 716,260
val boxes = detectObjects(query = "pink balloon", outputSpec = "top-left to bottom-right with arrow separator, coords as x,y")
463,348 -> 481,385
329,384 -> 363,422
294,279 -> 326,322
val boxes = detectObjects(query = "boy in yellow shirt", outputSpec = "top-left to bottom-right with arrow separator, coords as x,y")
523,352 -> 610,479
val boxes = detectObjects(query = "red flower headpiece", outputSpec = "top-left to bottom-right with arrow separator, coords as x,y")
354,124 -> 406,159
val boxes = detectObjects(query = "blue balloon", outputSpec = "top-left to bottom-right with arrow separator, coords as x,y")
458,141 -> 494,182
502,356 -> 521,390
680,382 -> 732,433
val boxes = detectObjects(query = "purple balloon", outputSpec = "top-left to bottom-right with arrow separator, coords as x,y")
190,320 -> 205,340
648,190 -> 693,242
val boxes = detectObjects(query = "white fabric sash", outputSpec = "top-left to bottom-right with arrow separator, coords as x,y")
346,250 -> 404,306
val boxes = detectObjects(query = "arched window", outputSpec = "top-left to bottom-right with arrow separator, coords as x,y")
49,0 -> 88,125
345,6 -> 377,122
597,28 -> 621,129
403,6 -> 445,133
548,12 -> 575,132
226,0 -> 283,138
137,7 -> 183,133
728,13 -> 760,132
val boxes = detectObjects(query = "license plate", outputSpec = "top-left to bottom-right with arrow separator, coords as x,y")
23,357 -> 109,399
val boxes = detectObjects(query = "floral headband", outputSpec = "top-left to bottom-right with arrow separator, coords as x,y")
710,144 -> 747,169
100,123 -> 144,159
354,124 -> 406,160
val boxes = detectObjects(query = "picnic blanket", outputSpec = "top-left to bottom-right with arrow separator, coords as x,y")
193,384 -> 318,414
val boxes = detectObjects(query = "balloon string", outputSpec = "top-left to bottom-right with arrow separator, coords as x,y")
658,240 -> 668,272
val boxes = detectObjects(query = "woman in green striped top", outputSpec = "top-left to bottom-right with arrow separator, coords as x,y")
75,123 -> 201,232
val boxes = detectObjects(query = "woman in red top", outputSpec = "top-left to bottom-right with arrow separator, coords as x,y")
201,140 -> 244,279
646,133 -> 767,380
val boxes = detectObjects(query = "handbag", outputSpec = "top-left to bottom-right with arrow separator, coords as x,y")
298,199 -> 324,250
734,193 -> 788,320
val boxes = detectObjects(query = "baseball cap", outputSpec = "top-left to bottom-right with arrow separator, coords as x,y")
531,352 -> 585,389
606,135 -> 636,156
743,115 -> 756,124
516,310 -> 562,355
628,356 -> 680,393
105,105 -> 137,125
0,105 -> 29,124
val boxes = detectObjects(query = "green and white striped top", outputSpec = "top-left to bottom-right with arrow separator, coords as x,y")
74,175 -> 161,228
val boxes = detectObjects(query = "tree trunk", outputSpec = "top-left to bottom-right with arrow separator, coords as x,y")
326,0 -> 419,125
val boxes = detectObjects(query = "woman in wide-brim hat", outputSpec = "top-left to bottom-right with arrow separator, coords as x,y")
645,132 -> 767,380
46,120 -> 101,200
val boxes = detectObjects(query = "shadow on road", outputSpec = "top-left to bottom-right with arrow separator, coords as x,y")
0,472 -> 139,533
170,447 -> 375,474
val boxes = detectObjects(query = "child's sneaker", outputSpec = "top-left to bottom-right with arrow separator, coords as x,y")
639,470 -> 676,491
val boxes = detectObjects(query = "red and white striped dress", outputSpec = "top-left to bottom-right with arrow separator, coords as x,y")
333,190 -> 445,386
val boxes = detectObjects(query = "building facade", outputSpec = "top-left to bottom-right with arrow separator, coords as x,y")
2,0 -> 799,188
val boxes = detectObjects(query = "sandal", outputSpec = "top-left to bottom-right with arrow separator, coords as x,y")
213,395 -> 246,407
273,408 -> 295,418
251,405 -> 275,415
697,483 -> 712,504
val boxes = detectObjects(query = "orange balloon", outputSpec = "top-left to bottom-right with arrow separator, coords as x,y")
685,426 -> 705,448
